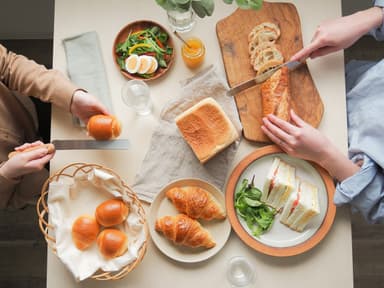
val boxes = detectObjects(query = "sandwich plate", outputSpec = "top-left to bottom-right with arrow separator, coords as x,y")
148,178 -> 231,263
226,145 -> 336,257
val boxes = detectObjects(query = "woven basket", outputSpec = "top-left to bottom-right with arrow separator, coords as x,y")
36,162 -> 148,281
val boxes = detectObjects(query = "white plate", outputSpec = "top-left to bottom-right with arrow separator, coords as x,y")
226,145 -> 336,257
236,153 -> 327,247
148,178 -> 231,263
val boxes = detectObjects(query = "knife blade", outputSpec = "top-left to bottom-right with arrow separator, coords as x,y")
51,139 -> 130,150
226,60 -> 303,96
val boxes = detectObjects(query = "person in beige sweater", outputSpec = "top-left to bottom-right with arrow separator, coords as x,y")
0,44 -> 109,208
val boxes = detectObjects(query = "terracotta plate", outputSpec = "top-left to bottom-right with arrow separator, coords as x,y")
226,145 -> 336,257
149,178 -> 231,263
113,20 -> 175,81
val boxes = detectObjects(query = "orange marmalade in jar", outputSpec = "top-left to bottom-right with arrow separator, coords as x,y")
181,37 -> 205,69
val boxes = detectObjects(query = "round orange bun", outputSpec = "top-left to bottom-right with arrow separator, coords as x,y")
97,229 -> 128,258
95,199 -> 130,227
72,215 -> 100,250
87,114 -> 122,140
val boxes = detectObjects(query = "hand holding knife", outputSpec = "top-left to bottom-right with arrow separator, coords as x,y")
226,58 -> 306,96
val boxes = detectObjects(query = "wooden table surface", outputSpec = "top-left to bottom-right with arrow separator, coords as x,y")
48,0 -> 353,287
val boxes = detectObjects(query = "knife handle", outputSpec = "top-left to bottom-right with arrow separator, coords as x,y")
8,143 -> 55,159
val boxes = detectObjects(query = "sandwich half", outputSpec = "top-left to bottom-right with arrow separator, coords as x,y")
262,157 -> 296,210
175,97 -> 239,163
280,178 -> 320,232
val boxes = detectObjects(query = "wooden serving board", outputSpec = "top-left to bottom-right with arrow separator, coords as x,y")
216,2 -> 323,142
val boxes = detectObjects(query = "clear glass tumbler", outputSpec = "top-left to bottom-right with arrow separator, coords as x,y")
226,256 -> 255,287
121,79 -> 152,116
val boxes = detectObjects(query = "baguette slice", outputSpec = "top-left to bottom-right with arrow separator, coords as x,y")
175,97 -> 239,164
280,178 -> 320,232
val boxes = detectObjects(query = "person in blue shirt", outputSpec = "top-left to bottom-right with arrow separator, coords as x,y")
261,4 -> 384,223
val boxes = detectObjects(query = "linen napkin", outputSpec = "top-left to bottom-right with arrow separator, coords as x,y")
48,168 -> 147,281
132,65 -> 242,203
63,31 -> 113,125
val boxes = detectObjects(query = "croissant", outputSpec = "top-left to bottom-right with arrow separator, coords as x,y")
155,214 -> 215,248
95,199 -> 129,227
261,66 -> 291,122
87,114 -> 122,140
166,186 -> 226,221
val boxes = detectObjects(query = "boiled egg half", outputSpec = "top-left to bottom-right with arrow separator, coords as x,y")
125,54 -> 158,75
125,54 -> 140,74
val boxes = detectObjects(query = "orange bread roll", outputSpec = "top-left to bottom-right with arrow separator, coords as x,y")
72,215 -> 100,250
97,229 -> 128,258
8,143 -> 55,159
95,199 -> 129,227
87,114 -> 122,140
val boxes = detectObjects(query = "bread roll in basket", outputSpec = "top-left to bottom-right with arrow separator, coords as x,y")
37,163 -> 148,281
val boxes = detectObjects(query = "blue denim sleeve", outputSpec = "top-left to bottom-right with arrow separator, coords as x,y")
370,0 -> 384,40
335,154 -> 384,224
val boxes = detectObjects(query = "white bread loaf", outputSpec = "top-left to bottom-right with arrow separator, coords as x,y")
175,97 -> 239,164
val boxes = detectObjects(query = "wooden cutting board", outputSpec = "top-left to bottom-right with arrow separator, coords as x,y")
216,1 -> 323,142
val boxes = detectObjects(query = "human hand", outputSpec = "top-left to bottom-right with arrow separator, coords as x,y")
261,110 -> 333,165
0,141 -> 55,180
70,90 -> 110,124
291,7 -> 383,61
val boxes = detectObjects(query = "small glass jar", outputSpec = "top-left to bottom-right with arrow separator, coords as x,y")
181,37 -> 205,69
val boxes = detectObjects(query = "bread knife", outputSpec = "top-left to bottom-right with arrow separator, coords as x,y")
226,60 -> 303,96
51,139 -> 130,150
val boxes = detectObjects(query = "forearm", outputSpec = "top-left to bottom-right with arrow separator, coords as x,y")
351,7 -> 383,37
318,145 -> 360,182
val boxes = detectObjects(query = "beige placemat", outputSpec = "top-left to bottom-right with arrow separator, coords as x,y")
132,65 -> 242,203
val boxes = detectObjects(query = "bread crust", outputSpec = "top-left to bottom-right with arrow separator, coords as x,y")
261,66 -> 291,122
175,98 -> 238,163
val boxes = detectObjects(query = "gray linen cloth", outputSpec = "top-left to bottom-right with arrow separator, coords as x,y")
132,65 -> 242,203
63,31 -> 113,124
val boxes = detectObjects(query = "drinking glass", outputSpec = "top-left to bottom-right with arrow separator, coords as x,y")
226,256 -> 255,287
167,7 -> 195,33
121,79 -> 152,116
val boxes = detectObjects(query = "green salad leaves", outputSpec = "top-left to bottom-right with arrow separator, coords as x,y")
115,25 -> 173,76
235,176 -> 277,237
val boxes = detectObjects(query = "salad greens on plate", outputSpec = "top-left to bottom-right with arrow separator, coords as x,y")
115,25 -> 173,78
235,176 -> 277,237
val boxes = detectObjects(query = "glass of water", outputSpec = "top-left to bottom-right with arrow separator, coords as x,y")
121,79 -> 152,116
226,256 -> 255,287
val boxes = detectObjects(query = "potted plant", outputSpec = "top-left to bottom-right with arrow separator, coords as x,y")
156,0 -> 263,32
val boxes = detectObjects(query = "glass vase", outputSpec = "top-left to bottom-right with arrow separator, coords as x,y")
167,6 -> 195,33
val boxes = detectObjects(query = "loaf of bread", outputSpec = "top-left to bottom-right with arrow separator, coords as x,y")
166,186 -> 226,220
261,66 -> 291,121
72,215 -> 100,250
95,199 -> 130,227
97,228 -> 128,258
8,143 -> 55,159
87,114 -> 122,140
175,97 -> 239,163
155,214 -> 216,248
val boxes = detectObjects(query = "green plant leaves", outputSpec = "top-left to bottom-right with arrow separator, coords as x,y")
191,0 -> 215,18
155,0 -> 262,18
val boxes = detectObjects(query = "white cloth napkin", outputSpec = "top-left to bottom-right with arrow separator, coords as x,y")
132,65 -> 242,203
63,31 -> 113,124
48,168 -> 147,281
